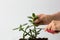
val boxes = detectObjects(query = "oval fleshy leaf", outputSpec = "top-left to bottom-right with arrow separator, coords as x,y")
32,13 -> 35,17
28,16 -> 33,19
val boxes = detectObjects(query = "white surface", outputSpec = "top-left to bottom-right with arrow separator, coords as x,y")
0,0 -> 60,40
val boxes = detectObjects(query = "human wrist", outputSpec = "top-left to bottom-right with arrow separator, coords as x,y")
49,15 -> 54,21
51,14 -> 56,20
51,12 -> 60,20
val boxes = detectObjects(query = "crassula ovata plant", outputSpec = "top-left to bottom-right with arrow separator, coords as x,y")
13,13 -> 43,39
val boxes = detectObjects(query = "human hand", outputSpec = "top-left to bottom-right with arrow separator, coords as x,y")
45,20 -> 60,34
34,14 -> 53,25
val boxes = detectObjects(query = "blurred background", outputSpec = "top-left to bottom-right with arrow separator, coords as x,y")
0,0 -> 60,40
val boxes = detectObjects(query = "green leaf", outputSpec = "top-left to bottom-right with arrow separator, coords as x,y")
28,16 -> 33,19
19,28 -> 24,31
32,13 -> 35,17
19,28 -> 22,31
33,16 -> 38,21
29,20 -> 35,25
23,23 -> 28,26
25,25 -> 33,31
20,24 -> 22,28
19,24 -> 23,31
34,16 -> 38,19
13,28 -> 19,30
25,25 -> 30,31
37,29 -> 42,32
29,20 -> 33,23
19,28 -> 21,31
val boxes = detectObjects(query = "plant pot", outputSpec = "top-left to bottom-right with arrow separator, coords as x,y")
19,38 -> 48,40
19,38 -> 27,40
35,38 -> 48,40
28,38 -> 48,40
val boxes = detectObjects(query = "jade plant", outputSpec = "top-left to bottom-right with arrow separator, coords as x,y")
13,13 -> 48,40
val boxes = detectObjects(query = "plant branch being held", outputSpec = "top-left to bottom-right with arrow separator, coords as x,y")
13,13 -> 42,39
34,12 -> 60,25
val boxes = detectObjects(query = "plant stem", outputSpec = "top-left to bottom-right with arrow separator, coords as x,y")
29,29 -> 33,38
22,29 -> 31,37
34,25 -> 37,38
23,33 -> 25,39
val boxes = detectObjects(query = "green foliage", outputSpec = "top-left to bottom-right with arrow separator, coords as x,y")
23,23 -> 28,26
28,16 -> 33,19
32,13 -> 35,17
13,13 -> 42,39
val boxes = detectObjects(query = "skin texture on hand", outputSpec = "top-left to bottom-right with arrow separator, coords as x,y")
34,14 -> 54,25
45,20 -> 60,34
34,12 -> 60,25
52,12 -> 60,20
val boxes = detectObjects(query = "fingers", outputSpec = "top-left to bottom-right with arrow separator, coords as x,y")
34,19 -> 40,24
51,22 -> 56,31
45,20 -> 55,33
34,14 -> 46,25
45,20 -> 60,34
34,14 -> 53,25
45,21 -> 52,31
34,14 -> 43,25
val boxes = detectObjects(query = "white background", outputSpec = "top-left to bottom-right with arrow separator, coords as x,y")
0,0 -> 60,40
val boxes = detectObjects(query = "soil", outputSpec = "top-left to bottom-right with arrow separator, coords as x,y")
19,38 -> 27,40
19,38 -> 48,40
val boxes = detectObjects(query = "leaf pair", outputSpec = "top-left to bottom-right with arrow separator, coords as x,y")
32,13 -> 38,21
28,13 -> 38,20
28,13 -> 38,26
